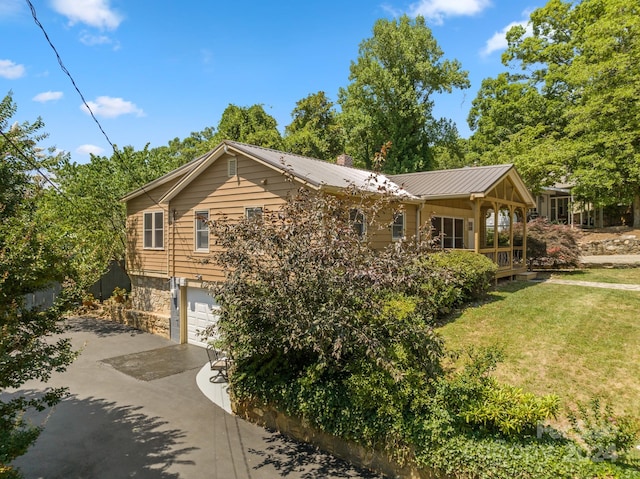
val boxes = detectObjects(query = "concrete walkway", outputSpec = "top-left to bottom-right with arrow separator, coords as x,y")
581,254 -> 640,266
544,277 -> 640,291
8,316 -> 381,479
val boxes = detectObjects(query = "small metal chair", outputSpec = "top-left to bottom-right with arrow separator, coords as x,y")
206,345 -> 229,382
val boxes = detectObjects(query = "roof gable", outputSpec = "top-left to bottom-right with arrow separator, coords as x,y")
390,164 -> 535,206
120,150 -> 212,202
158,140 -> 415,203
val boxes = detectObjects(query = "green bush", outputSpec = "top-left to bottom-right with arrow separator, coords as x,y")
568,397 -> 640,462
403,250 -> 496,322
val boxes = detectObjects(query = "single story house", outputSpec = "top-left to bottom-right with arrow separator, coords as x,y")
122,140 -> 535,346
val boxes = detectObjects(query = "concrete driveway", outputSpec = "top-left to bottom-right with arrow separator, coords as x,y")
8,316 -> 381,479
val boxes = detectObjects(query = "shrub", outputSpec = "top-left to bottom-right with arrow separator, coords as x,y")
403,250 -> 496,322
208,186 -> 444,380
568,397 -> 640,462
429,348 -> 559,439
520,218 -> 581,269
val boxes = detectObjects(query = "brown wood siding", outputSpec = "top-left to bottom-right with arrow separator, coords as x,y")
169,153 -> 296,283
126,177 -> 182,277
368,204 -> 418,250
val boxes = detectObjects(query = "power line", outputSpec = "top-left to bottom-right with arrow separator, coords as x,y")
0,127 -> 127,238
26,0 -> 118,155
26,0 -> 163,209
0,128 -> 73,204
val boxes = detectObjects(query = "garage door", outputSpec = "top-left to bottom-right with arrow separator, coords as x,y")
186,287 -> 219,347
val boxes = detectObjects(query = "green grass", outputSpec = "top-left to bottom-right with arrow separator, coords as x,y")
438,280 -> 640,421
546,268 -> 640,284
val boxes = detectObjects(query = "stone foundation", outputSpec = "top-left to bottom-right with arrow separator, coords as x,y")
130,275 -> 171,314
233,398 -> 440,479
580,236 -> 640,255
102,303 -> 170,339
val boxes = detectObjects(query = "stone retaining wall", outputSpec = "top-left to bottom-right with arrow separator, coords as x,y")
102,303 -> 170,339
233,398 -> 441,479
580,236 -> 640,255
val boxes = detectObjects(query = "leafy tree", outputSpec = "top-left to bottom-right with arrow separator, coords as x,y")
213,103 -> 283,149
338,15 -> 469,174
43,144 -> 184,288
431,137 -> 475,170
155,125 -> 217,167
283,91 -> 344,160
0,93 -> 76,477
469,0 -> 640,224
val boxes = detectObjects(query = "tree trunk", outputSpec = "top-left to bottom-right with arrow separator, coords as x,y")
634,194 -> 640,228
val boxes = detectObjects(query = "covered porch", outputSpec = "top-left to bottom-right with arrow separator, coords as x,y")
393,164 -> 536,280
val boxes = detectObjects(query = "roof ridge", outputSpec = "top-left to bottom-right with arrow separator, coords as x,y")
390,163 -> 513,177
224,140 -> 376,175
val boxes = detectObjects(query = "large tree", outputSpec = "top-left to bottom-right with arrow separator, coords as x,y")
283,91 -> 344,161
43,143 -> 189,288
213,103 -> 283,149
338,15 -> 469,174
0,93 -> 76,477
469,0 -> 640,225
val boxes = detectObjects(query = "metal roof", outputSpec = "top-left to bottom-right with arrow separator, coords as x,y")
390,164 -> 515,198
225,141 -> 413,196
123,142 -> 533,207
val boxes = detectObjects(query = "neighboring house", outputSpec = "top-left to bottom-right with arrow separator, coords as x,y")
122,140 -> 535,346
532,184 -> 617,228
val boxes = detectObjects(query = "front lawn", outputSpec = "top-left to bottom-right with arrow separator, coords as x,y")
438,279 -> 640,419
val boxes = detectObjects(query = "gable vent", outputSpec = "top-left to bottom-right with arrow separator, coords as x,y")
227,157 -> 237,177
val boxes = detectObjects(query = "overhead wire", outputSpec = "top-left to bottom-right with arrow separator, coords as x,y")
0,127 -> 127,253
25,0 -> 163,209
0,127 -> 74,204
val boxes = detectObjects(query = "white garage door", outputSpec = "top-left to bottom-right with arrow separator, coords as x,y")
186,287 -> 219,347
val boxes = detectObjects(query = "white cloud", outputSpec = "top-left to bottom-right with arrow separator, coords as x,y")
51,0 -> 123,30
81,96 -> 145,118
481,20 -> 531,57
79,31 -> 121,50
80,32 -> 111,45
0,59 -> 26,79
409,0 -> 492,25
76,144 -> 105,156
33,91 -> 64,102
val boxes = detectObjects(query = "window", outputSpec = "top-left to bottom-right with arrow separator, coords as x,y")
245,206 -> 263,220
431,216 -> 464,249
392,212 -> 405,240
228,157 -> 237,177
143,211 -> 164,249
195,210 -> 209,251
349,208 -> 366,237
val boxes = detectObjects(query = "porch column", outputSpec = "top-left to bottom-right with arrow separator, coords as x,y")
493,201 -> 499,262
509,205 -> 514,270
523,212 -> 528,268
474,201 -> 481,253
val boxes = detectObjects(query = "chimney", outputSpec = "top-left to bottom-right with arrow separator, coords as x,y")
336,153 -> 353,167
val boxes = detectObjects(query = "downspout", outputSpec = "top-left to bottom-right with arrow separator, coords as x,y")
416,204 -> 421,241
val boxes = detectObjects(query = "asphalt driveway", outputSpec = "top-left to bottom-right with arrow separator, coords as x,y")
8,316 -> 381,479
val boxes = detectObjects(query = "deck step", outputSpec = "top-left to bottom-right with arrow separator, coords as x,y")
515,271 -> 537,281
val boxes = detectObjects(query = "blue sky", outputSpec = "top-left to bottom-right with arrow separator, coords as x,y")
0,0 -> 541,163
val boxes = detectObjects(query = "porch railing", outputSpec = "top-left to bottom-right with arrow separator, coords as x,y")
480,247 -> 525,271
